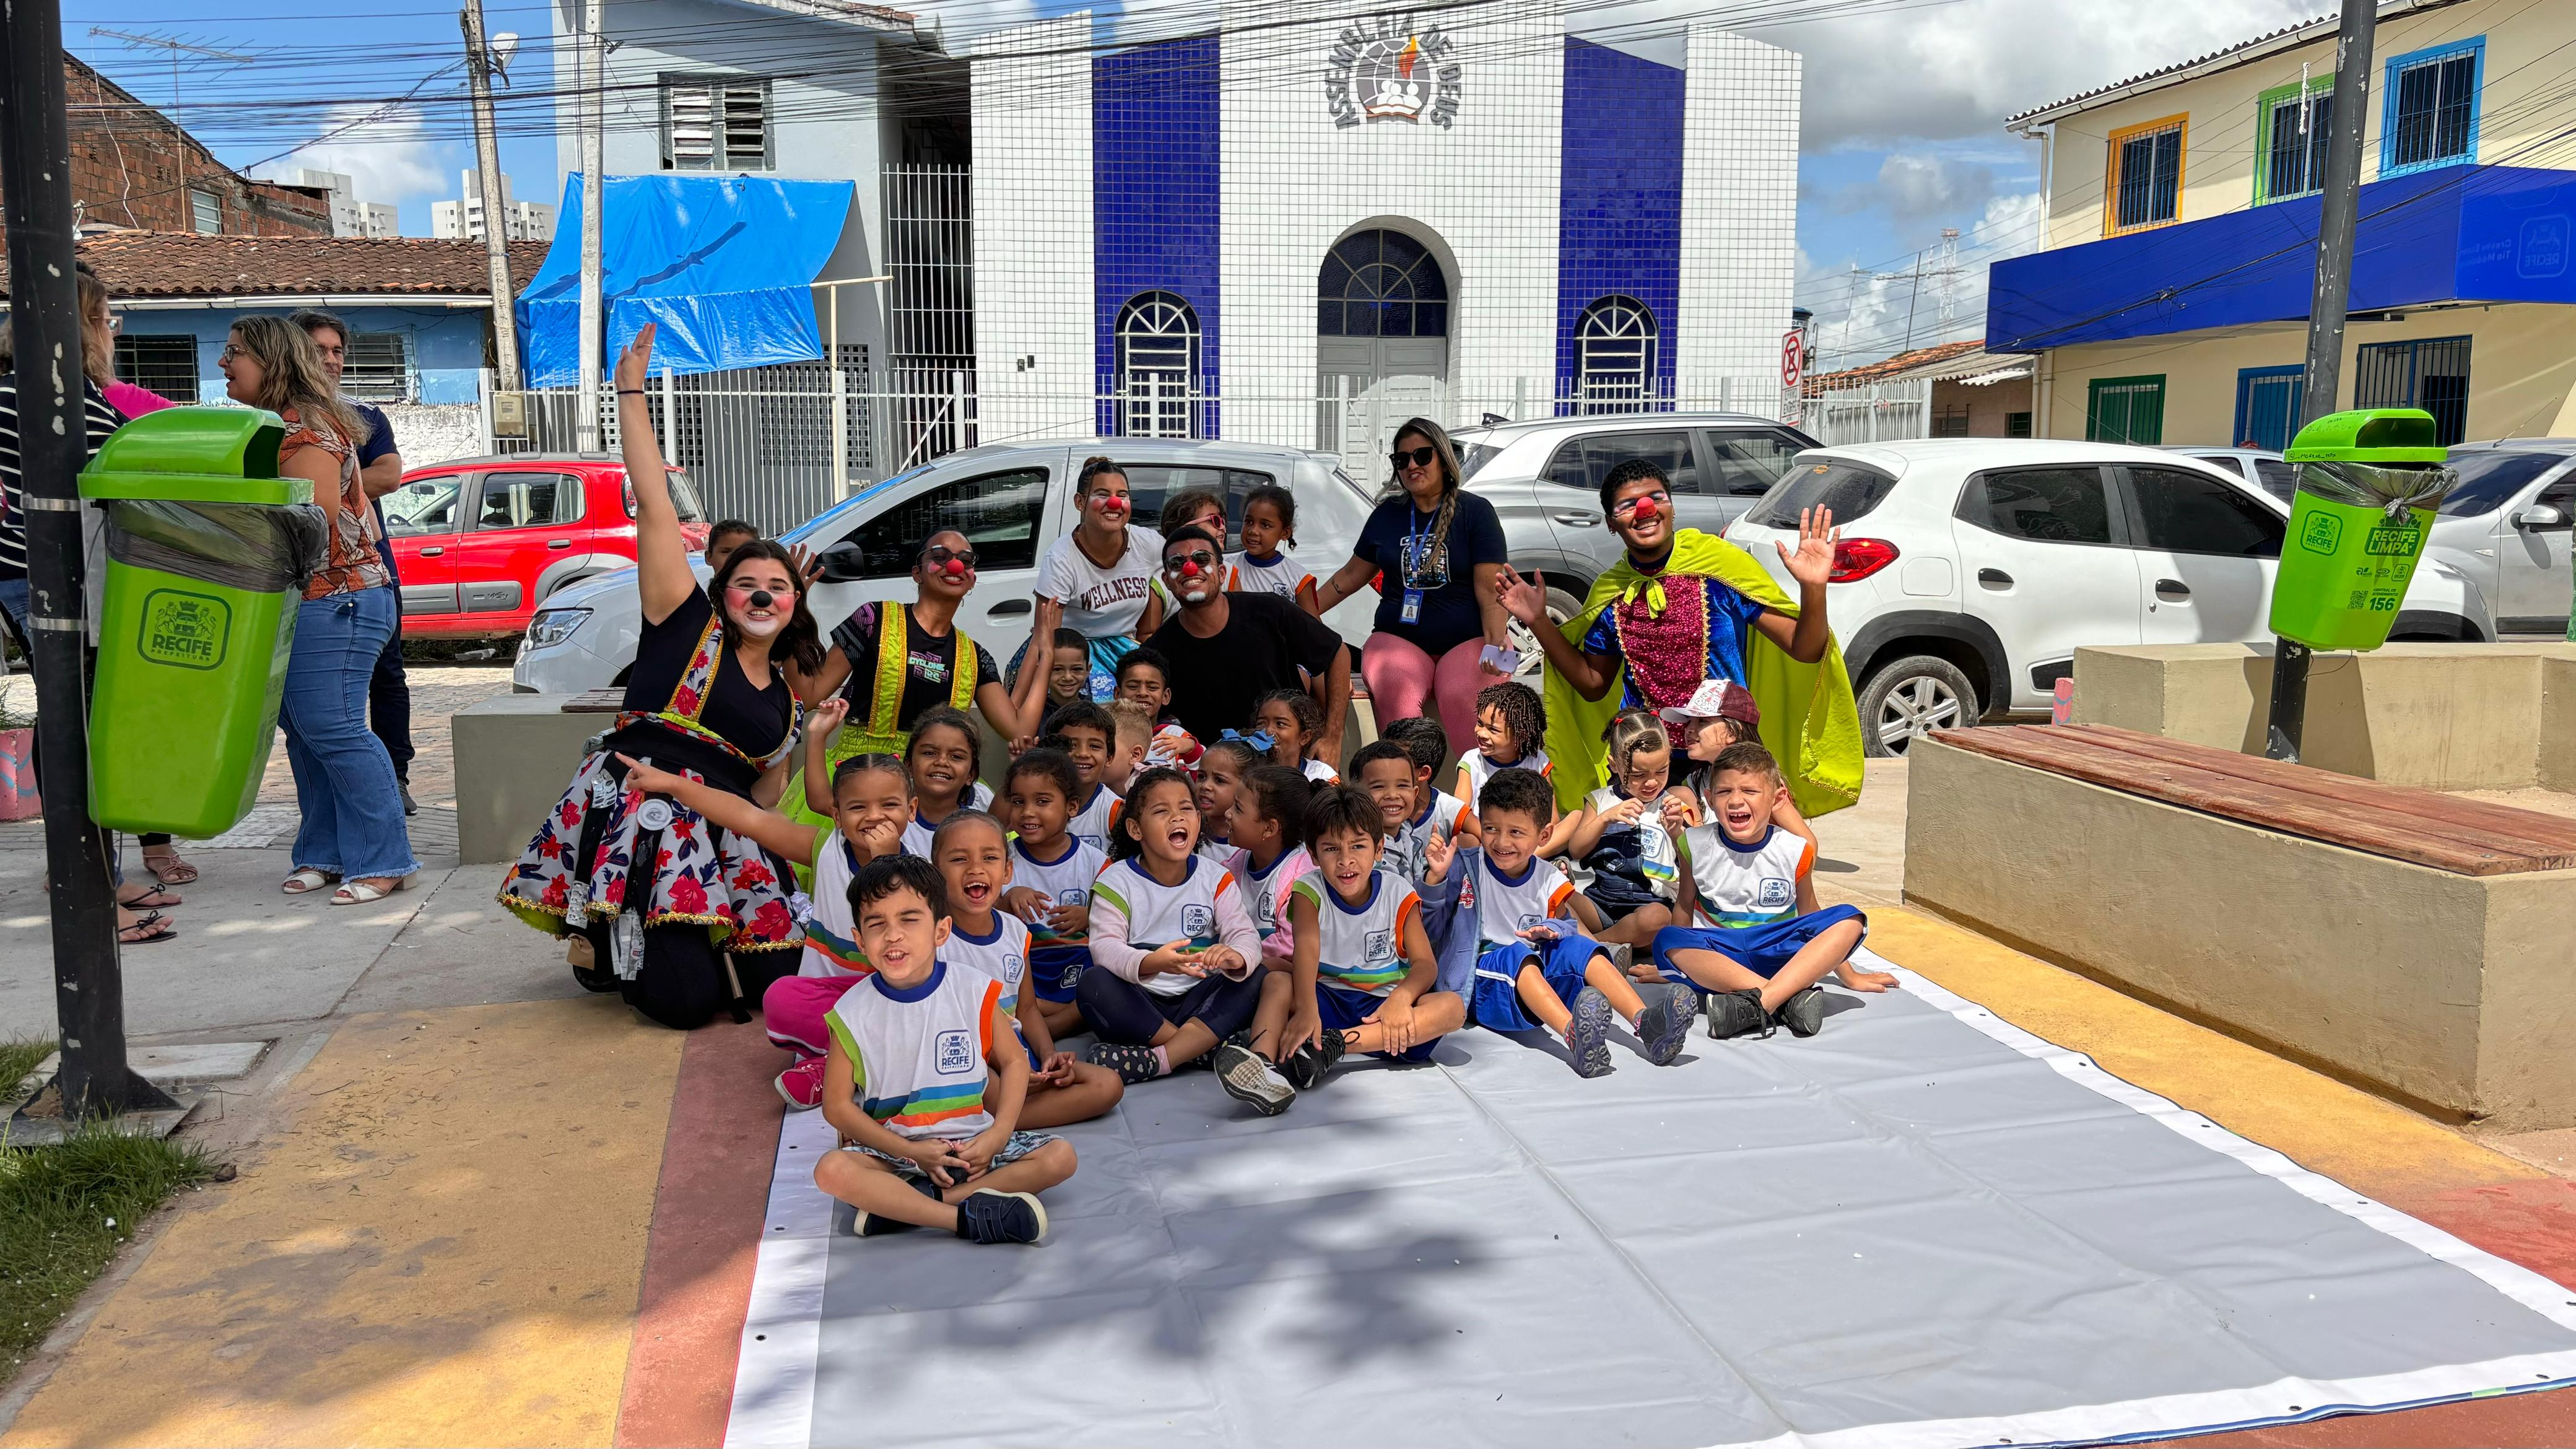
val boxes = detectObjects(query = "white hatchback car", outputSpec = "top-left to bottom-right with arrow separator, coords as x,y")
1721,438 -> 2494,755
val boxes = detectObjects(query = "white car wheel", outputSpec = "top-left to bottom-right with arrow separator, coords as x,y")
1858,655 -> 1976,757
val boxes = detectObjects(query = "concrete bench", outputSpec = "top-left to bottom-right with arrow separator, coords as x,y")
1906,723 -> 2576,1130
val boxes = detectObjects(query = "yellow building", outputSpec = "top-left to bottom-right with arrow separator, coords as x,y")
1991,0 -> 2576,448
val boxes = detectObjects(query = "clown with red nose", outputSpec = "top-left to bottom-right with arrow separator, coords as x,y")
1489,455 -> 1866,827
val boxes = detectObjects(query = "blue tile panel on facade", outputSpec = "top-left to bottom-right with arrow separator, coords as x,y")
1094,36 -> 1222,432
1554,37 -> 1683,398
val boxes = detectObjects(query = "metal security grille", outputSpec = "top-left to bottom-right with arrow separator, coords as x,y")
2356,335 -> 2472,445
2391,50 -> 2478,170
883,163 -> 975,462
114,334 -> 198,401
661,76 -> 772,171
341,331 -> 414,404
2265,92 -> 2331,199
1573,295 -> 1656,412
1115,291 -> 1201,438
2115,126 -> 2182,230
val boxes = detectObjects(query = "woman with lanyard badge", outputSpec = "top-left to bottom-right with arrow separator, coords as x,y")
777,526 -> 1058,872
1020,457 -> 1167,700
1316,419 -> 1514,759
498,325 -> 819,1029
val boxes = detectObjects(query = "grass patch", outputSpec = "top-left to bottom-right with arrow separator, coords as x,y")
0,1040 -> 212,1377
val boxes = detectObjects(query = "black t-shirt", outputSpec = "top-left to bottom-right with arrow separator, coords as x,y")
829,601 -> 998,730
1351,490 -> 1507,656
1147,591 -> 1344,745
609,588 -> 794,794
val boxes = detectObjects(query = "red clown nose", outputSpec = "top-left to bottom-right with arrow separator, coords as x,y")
1180,560 -> 1203,578
943,558 -> 967,580
1632,498 -> 1660,523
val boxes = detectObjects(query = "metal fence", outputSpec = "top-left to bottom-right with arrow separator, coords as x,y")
478,367 -> 1795,534
1802,379 -> 1933,447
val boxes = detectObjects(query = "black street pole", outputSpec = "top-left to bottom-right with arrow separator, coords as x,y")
0,0 -> 175,1118
2266,0 -> 2377,764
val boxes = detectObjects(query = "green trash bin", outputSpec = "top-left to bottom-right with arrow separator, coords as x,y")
2268,408 -> 2458,651
80,407 -> 327,839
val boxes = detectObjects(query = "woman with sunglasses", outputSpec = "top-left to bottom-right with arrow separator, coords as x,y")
775,528 -> 1056,866
499,323 -> 819,1029
1316,418 -> 1513,759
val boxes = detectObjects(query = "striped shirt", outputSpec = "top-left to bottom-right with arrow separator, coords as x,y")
0,380 -> 124,582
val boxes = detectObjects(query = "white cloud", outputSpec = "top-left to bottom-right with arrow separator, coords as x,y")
1871,152 -> 1998,216
256,103 -> 453,207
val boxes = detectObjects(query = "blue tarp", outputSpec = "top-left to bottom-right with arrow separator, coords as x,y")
516,173 -> 854,387
1987,164 -> 2576,352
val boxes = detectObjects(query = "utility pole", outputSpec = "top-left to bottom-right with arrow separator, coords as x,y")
2265,0 -> 2377,763
462,1 -> 521,389
7,0 -> 178,1118
576,0 -> 607,451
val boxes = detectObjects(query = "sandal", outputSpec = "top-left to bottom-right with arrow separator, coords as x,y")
282,868 -> 339,895
118,884 -> 182,910
331,876 -> 412,906
118,910 -> 177,946
142,849 -> 199,886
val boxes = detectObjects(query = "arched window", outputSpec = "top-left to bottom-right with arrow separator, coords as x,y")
1115,290 -> 1201,438
1574,295 -> 1656,412
1318,229 -> 1450,337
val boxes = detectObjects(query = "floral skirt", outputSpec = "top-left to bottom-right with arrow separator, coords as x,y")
497,752 -> 804,952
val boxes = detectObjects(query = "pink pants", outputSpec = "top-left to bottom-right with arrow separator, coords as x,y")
1361,632 -> 1492,760
763,973 -> 862,1060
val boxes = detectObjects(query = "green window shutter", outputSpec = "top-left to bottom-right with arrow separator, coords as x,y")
2086,376 -> 2167,445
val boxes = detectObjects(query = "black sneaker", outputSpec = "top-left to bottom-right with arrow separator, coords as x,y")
1773,985 -> 1827,1038
399,781 -> 419,817
1705,988 -> 1774,1041
1282,1029 -> 1346,1090
1081,1041 -> 1165,1085
1212,1042 -> 1297,1116
954,1189 -> 1048,1245
1565,986 -> 1614,1078
853,1172 -> 944,1237
1634,985 -> 1694,1066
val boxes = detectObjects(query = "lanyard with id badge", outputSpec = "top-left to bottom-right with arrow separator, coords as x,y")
1401,507 -> 1448,625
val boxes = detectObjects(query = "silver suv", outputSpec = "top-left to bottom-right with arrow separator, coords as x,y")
1453,412 -> 1820,640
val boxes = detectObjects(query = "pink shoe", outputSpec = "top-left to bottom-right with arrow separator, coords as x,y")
775,1057 -> 827,1110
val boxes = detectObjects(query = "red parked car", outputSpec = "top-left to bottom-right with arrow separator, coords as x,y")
381,453 -> 711,640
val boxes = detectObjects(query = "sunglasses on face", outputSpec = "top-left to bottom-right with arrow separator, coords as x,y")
1609,489 -> 1673,518
920,544 -> 978,570
1390,445 -> 1439,470
1164,549 -> 1219,572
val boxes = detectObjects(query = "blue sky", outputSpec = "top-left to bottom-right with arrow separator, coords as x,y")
60,0 -> 2318,368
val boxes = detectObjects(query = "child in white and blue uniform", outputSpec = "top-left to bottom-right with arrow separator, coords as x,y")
1650,739 -> 1897,1040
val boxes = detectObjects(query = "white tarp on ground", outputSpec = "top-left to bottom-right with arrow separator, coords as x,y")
724,952 -> 2576,1448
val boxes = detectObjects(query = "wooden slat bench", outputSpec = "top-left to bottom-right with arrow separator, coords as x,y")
1933,723 -> 2576,877
562,688 -> 625,714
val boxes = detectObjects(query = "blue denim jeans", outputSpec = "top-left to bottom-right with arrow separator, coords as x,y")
281,588 -> 416,881
0,576 -> 27,647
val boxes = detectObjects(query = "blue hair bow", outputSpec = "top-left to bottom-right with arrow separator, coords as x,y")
1220,728 -> 1276,754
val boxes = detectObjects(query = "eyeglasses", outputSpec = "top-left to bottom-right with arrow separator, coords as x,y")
1609,489 -> 1673,519
1390,445 -> 1439,470
1164,549 -> 1219,572
219,343 -> 246,362
920,544 -> 978,570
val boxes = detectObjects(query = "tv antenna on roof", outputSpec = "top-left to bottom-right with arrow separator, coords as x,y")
87,28 -> 256,137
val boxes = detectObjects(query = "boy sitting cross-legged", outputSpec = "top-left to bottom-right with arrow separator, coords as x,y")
1418,769 -> 1695,1078
812,855 -> 1077,1245
1650,740 -> 1898,1040
1217,786 -> 1466,1115
930,810 -> 1124,1128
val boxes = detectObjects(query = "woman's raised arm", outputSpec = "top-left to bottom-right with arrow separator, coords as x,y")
616,324 -> 698,627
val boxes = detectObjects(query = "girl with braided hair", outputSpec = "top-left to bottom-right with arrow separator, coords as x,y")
1316,417 -> 1514,759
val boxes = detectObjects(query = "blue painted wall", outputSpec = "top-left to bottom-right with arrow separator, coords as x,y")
1093,36 -> 1221,424
1555,38 -> 1683,399
118,304 -> 490,406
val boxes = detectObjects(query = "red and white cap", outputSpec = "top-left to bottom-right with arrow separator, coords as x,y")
1657,679 -> 1760,729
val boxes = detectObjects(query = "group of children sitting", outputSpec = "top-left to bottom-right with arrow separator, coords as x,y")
623,649 -> 1889,1248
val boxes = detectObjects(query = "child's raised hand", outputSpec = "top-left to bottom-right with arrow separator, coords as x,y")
808,697 -> 850,738
1421,830 -> 1456,886
855,814 -> 903,861
616,753 -> 686,797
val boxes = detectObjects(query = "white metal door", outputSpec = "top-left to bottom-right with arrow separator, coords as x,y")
1950,464 -> 2141,710
2118,465 -> 2286,645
